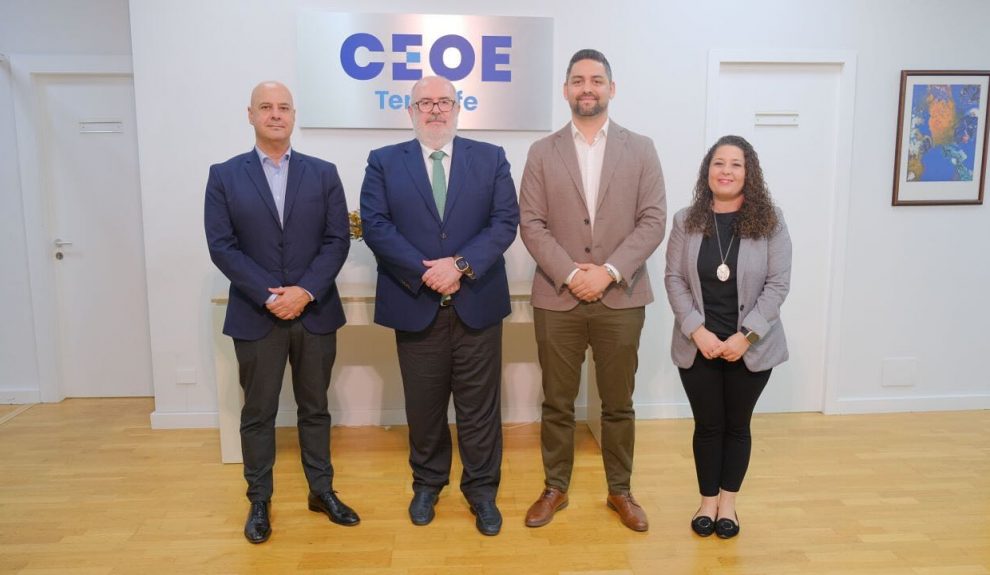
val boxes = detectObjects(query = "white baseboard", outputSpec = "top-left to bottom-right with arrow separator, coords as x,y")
634,402 -> 694,419
0,388 -> 42,404
831,393 -> 990,414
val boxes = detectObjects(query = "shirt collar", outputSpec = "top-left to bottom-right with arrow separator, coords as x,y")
419,139 -> 454,160
570,118 -> 610,144
255,146 -> 291,166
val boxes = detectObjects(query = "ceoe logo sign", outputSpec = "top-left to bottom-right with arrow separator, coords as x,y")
341,33 -> 511,82
297,13 -> 553,130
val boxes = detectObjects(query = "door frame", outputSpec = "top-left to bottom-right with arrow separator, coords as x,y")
705,50 -> 857,414
10,54 -> 137,402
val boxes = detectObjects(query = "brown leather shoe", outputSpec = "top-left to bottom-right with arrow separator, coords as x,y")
606,492 -> 649,532
525,487 -> 568,527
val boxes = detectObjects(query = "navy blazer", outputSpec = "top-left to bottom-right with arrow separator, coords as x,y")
360,136 -> 519,332
205,149 -> 350,340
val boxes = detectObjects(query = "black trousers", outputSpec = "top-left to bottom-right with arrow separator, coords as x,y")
233,320 -> 336,502
678,351 -> 771,497
395,307 -> 503,505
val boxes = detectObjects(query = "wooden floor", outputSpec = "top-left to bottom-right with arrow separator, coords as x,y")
0,399 -> 987,574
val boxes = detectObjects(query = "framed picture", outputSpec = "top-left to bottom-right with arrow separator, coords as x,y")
892,70 -> 989,206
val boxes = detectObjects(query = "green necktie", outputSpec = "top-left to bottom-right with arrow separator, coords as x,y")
430,150 -> 447,219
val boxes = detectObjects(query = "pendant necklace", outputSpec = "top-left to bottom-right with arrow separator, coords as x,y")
713,211 -> 734,282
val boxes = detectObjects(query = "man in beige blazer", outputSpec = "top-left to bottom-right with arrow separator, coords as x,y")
519,49 -> 667,532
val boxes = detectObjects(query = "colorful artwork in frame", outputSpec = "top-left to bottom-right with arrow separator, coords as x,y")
892,70 -> 989,205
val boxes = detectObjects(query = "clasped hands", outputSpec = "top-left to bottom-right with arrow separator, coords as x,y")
569,262 -> 614,302
266,285 -> 311,320
691,326 -> 750,362
422,257 -> 462,296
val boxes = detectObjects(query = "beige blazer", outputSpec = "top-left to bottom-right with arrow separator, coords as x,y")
664,207 -> 792,372
519,121 -> 667,311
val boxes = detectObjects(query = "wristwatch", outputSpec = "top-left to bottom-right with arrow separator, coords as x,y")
741,327 -> 760,344
453,255 -> 475,279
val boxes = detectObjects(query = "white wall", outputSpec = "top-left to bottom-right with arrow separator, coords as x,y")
126,0 -> 990,425
5,0 -> 987,418
0,0 -> 133,403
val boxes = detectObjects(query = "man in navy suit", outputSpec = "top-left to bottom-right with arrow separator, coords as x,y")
205,81 -> 358,544
360,76 -> 519,536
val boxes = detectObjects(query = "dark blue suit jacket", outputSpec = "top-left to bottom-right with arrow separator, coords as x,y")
360,136 -> 519,332
205,149 -> 350,340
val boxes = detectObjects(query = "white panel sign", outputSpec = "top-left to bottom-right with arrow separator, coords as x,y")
297,12 -> 554,131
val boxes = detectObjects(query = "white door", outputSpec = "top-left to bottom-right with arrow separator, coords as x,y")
38,74 -> 153,397
712,62 -> 842,413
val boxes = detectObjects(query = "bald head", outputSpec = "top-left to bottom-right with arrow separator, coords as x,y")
248,81 -> 295,155
410,76 -> 456,102
250,81 -> 293,108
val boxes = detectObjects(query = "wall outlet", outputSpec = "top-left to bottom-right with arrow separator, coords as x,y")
176,368 -> 197,385
881,357 -> 918,387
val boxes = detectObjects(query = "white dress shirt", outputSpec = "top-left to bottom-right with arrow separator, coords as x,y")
420,140 -> 453,191
566,120 -> 622,285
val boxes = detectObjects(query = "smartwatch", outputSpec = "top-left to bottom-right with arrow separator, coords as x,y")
454,255 -> 475,279
741,327 -> 760,344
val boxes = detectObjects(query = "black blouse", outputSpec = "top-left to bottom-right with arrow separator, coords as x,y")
697,211 -> 740,340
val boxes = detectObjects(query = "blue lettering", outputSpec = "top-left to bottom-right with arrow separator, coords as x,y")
464,95 -> 478,111
341,33 -> 384,80
430,34 -> 475,81
480,36 -> 511,82
391,34 -> 423,81
388,94 -> 405,110
375,90 -> 389,109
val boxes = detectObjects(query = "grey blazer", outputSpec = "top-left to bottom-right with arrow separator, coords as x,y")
519,121 -> 667,311
664,206 -> 792,372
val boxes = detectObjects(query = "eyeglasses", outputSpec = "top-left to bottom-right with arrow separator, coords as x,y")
414,98 -> 456,113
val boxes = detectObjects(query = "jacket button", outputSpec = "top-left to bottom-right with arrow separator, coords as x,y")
441,232 -> 448,239
584,247 -> 591,253
584,218 -> 590,225
739,305 -> 744,311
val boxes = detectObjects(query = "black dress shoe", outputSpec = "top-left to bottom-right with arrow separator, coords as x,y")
308,490 -> 360,526
244,500 -> 271,544
715,513 -> 740,539
469,500 -> 502,536
691,510 -> 716,537
409,490 -> 439,526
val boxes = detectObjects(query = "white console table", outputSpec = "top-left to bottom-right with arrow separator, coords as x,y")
212,283 -> 602,464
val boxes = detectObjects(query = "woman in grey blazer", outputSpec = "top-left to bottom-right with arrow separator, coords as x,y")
664,135 -> 791,539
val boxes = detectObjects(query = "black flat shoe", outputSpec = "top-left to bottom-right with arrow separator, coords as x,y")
409,490 -> 439,526
691,510 -> 716,537
715,513 -> 740,539
244,500 -> 271,544
308,490 -> 360,526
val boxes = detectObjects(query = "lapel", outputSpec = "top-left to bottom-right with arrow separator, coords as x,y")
401,139 -> 442,225
281,152 -> 306,226
243,150 -> 281,226
596,121 -> 625,213
551,125 -> 589,213
736,236 -> 754,301
443,136 -> 472,224
689,230 -> 704,306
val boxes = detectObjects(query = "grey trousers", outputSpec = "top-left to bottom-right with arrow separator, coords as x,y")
233,320 -> 336,502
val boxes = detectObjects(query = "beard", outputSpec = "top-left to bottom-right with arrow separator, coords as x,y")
571,97 -> 606,117
413,113 -> 457,149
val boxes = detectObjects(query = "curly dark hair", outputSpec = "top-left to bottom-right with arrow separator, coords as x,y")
685,135 -> 778,239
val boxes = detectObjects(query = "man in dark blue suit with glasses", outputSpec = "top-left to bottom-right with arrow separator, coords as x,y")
360,75 -> 519,536
205,81 -> 358,544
